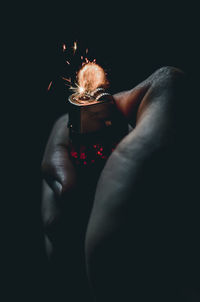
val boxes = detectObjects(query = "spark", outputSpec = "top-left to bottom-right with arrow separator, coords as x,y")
69,83 -> 85,95
63,44 -> 67,51
47,81 -> 53,91
78,86 -> 85,94
73,41 -> 77,54
61,77 -> 72,87
61,76 -> 71,83
60,43 -> 108,98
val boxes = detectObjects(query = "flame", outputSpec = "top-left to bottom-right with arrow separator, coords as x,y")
59,41 -> 108,98
76,62 -> 108,95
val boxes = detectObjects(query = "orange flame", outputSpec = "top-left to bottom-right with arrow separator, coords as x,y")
77,62 -> 108,95
59,41 -> 108,97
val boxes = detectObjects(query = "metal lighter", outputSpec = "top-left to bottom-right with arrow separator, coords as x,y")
68,89 -> 128,170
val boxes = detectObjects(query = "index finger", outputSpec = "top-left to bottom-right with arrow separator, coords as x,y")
41,114 -> 76,196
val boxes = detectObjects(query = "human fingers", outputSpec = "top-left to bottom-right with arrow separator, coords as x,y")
41,114 -> 76,197
85,66 -> 187,300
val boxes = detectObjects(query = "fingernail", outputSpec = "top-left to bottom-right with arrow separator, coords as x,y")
52,180 -> 63,196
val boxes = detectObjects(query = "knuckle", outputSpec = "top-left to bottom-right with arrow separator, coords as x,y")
153,66 -> 185,82
149,66 -> 186,97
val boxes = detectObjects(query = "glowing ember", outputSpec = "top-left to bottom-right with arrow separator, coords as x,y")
76,62 -> 108,95
73,41 -> 77,54
62,76 -> 71,83
47,81 -> 53,91
63,44 -> 66,51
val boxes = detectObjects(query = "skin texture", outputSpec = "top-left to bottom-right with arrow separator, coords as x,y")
41,67 -> 199,301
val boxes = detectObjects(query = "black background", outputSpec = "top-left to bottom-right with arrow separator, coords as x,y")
4,2 -> 200,301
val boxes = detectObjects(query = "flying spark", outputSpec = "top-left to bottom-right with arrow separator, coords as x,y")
62,76 -> 71,83
47,81 -> 53,91
58,42 -> 108,98
73,41 -> 77,54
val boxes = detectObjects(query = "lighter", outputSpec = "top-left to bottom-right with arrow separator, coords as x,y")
68,89 -> 127,170
67,61 -> 127,171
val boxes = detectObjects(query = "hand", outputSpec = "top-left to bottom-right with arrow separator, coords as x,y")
41,66 -> 190,301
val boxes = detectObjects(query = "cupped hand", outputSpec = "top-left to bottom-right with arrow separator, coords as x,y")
41,66 -> 187,301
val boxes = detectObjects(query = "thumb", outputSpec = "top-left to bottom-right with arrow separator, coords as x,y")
113,66 -> 185,127
113,81 -> 150,126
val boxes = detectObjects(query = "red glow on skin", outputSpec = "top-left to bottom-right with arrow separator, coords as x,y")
47,81 -> 53,91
